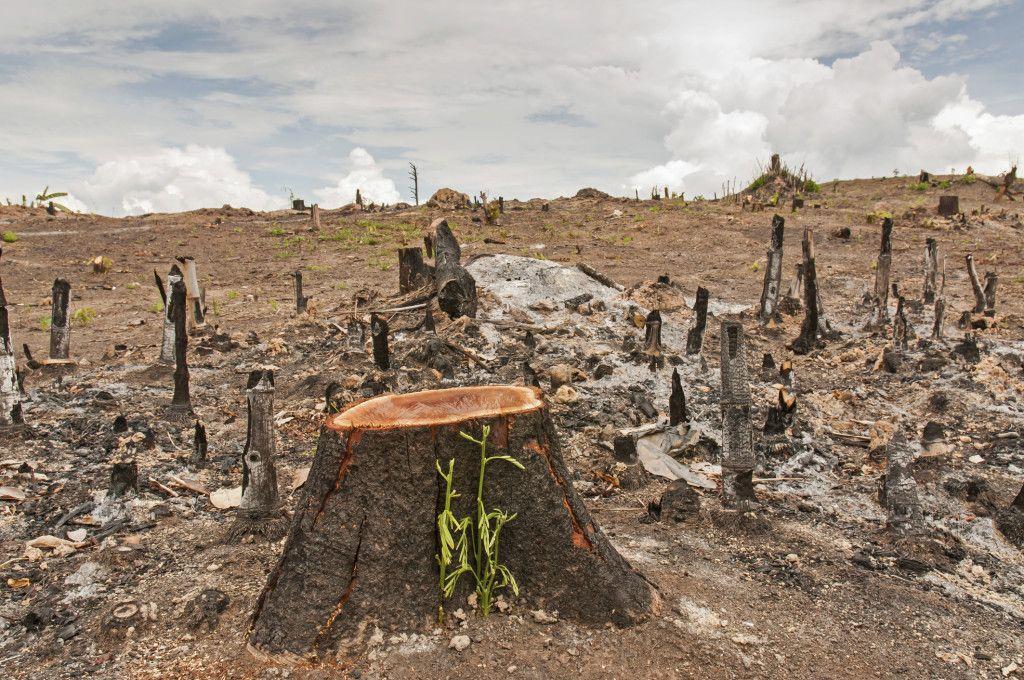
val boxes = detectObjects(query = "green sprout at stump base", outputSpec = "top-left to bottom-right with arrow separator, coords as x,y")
435,424 -> 524,620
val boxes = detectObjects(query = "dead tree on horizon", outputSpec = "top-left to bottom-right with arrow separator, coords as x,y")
409,162 -> 419,206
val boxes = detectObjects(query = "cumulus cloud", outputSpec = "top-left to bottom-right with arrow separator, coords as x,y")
314,148 -> 401,207
634,41 -> 1022,196
74,146 -> 282,215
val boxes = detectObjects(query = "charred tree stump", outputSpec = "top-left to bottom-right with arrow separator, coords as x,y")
232,369 -> 284,540
432,219 -> 477,319
790,229 -> 822,354
937,195 -> 959,217
156,265 -> 182,364
720,322 -> 755,506
346,317 -> 365,352
398,247 -> 430,294
644,310 -> 663,368
881,429 -> 922,532
763,388 -> 796,436
169,279 -> 191,413
757,215 -> 785,324
293,271 -> 310,314
685,286 -> 709,355
868,218 -> 893,328
49,278 -> 71,359
922,238 -> 939,304
422,303 -> 435,333
669,368 -> 687,426
109,460 -> 139,497
0,251 -> 24,426
893,295 -> 909,352
932,298 -> 946,340
523,361 -> 540,388
966,254 -> 986,313
192,420 -> 208,464
176,256 -> 206,328
248,386 -> 657,659
310,204 -> 321,230
983,272 -> 997,317
370,314 -> 389,370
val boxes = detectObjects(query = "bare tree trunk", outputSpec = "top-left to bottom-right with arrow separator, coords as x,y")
932,298 -> 946,339
685,286 -> 709,355
371,313 -> 389,370
433,219 -> 478,319
791,229 -> 821,354
293,271 -> 309,314
170,279 -> 191,411
720,321 -> 755,506
966,254 -> 986,313
156,266 -> 181,364
233,369 -> 284,540
47,278 -> 71,359
176,256 -> 205,328
398,247 -> 430,294
0,250 -> 23,426
893,295 -> 909,352
983,272 -> 998,317
758,215 -> 785,323
310,203 -> 321,230
922,238 -> 939,304
869,218 -> 893,327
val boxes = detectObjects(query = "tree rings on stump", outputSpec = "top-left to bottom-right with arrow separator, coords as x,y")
248,385 -> 657,661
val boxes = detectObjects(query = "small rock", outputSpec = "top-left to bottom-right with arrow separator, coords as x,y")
449,635 -> 471,651
531,609 -> 558,624
552,385 -> 579,404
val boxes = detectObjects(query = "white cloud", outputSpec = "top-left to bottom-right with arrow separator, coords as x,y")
314,148 -> 401,207
74,145 -> 282,215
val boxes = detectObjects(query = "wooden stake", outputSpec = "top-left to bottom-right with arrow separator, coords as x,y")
49,278 -> 71,360
293,271 -> 309,314
922,238 -> 939,304
669,367 -> 687,426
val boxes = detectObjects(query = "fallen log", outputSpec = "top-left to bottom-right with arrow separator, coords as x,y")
248,385 -> 657,659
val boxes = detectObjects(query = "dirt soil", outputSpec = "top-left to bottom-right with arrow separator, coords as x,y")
1,175 -> 1024,679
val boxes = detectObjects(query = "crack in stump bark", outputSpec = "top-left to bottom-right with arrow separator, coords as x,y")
525,438 -> 595,551
313,515 -> 367,652
312,430 -> 361,528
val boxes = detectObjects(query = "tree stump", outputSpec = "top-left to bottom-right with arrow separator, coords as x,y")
156,266 -> 181,365
790,229 -> 822,354
293,271 -> 310,314
757,215 -> 785,324
685,286 -> 709,355
922,238 -> 939,304
0,250 -> 23,426
248,386 -> 657,660
49,278 -> 71,360
397,247 -> 431,294
937,195 -> 959,217
867,218 -> 892,328
966,254 -> 986,313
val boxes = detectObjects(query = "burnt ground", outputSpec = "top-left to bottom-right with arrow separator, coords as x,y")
1,174 -> 1024,678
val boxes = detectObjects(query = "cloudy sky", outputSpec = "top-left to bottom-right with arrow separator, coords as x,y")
2,1 -> 1022,215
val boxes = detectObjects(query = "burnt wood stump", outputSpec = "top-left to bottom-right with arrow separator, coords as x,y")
49,278 -> 71,359
432,218 -> 477,319
248,386 -> 657,660
0,250 -> 23,426
937,195 -> 959,217
397,247 -> 431,294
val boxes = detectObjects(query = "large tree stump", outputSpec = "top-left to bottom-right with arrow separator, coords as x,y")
156,265 -> 182,365
232,369 -> 284,540
937,195 -> 959,217
248,386 -> 657,660
432,219 -> 477,319
0,250 -> 23,426
790,229 -> 822,354
757,214 -> 785,323
49,278 -> 71,360
867,218 -> 893,328
169,279 -> 191,413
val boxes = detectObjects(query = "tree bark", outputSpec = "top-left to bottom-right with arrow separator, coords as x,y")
922,238 -> 939,304
49,278 -> 71,359
881,429 -> 922,532
170,279 -> 191,411
432,219 -> 478,319
398,247 -> 430,294
790,229 -> 821,354
966,254 -> 986,313
192,420 -> 208,464
937,195 -> 959,217
235,370 -> 281,530
644,309 -> 663,368
248,386 -> 657,659
370,314 -> 389,370
758,215 -> 785,323
983,272 -> 998,317
669,367 -> 687,426
0,250 -> 23,426
932,298 -> 946,340
311,204 -> 321,230
685,286 -> 709,355
720,321 -> 755,506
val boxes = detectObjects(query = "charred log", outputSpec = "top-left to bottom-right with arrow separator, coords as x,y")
433,219 -> 478,319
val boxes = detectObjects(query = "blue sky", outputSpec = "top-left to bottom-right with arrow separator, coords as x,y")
1,1 -> 1022,214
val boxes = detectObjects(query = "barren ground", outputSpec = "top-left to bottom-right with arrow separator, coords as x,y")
1,175 -> 1024,679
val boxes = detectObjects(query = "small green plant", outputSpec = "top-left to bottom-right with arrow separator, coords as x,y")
126,282 -> 139,290
938,180 -> 951,189
34,186 -> 73,212
148,300 -> 164,314
267,226 -> 286,237
909,181 -> 929,191
226,290 -> 240,300
803,179 -> 821,193
38,316 -> 51,331
961,174 -> 977,185
435,425 -> 524,619
1,231 -> 18,243
71,307 -> 97,326
746,174 -> 768,192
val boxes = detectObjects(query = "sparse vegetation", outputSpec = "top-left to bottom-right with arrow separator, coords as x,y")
71,307 -> 97,326
909,181 -> 929,191
1,231 -> 18,243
